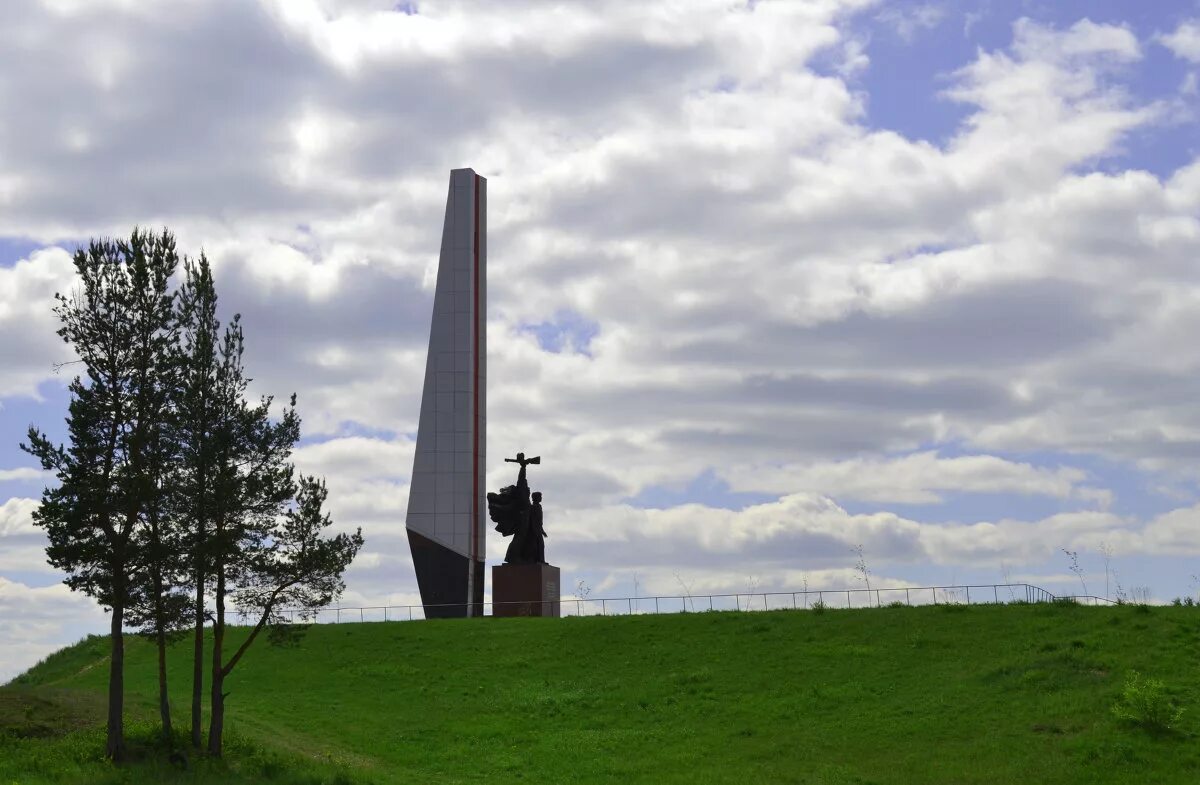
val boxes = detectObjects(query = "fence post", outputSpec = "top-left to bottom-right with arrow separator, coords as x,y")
932,587 -> 938,605
408,606 -> 413,621
792,593 -> 797,609
709,595 -> 714,612
905,588 -> 910,606
762,593 -> 767,611
654,597 -> 659,614
602,599 -> 607,616
994,585 -> 998,603
361,608 -> 364,622
628,598 -> 633,615
847,590 -> 851,609
875,589 -> 880,608
966,587 -> 970,605
337,608 -> 341,623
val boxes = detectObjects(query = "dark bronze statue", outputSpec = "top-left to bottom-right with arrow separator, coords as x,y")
487,452 -> 548,564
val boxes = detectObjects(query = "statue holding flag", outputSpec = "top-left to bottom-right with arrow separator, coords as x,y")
487,452 -> 547,564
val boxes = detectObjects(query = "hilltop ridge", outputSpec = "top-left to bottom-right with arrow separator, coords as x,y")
3,603 -> 1199,784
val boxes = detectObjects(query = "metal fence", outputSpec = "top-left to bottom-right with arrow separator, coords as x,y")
247,582 -> 1117,625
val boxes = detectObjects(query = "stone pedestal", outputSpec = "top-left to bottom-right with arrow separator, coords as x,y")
492,563 -> 560,617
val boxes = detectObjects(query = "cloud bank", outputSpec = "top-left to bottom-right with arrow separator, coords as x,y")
1,1 -> 1199,678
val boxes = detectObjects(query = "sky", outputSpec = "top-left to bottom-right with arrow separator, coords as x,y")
2,0 -> 1200,681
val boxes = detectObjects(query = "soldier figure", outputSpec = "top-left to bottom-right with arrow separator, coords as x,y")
528,491 -> 546,564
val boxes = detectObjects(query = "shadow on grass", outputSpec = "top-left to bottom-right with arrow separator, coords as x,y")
0,693 -> 373,785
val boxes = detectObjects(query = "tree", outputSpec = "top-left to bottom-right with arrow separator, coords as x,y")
124,235 -> 192,744
24,231 -> 363,761
172,254 -> 362,756
174,256 -> 300,753
124,383 -> 192,743
173,254 -> 222,749
22,230 -> 178,760
204,313 -> 300,755
209,475 -> 363,755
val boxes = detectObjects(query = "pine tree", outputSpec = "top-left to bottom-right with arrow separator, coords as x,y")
22,229 -> 178,761
124,372 -> 192,743
173,254 -> 222,749
205,314 -> 300,755
126,234 -> 191,744
208,475 -> 363,755
173,255 -> 362,757
25,233 -> 363,761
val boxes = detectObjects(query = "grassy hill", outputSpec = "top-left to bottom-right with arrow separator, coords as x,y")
3,601 -> 1200,784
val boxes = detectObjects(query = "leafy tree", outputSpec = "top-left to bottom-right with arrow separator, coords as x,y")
22,230 -> 178,761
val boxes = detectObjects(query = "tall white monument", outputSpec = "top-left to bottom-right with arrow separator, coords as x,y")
406,168 -> 486,617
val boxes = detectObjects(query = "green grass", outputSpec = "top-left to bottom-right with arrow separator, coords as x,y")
4,601 -> 1200,783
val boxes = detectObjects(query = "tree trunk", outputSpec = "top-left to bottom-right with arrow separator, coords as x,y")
207,570 -> 225,757
106,601 -> 125,761
208,673 -> 224,757
190,571 -> 205,748
155,606 -> 172,741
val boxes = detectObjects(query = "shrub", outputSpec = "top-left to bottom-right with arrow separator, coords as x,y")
1111,671 -> 1183,732
811,599 -> 827,614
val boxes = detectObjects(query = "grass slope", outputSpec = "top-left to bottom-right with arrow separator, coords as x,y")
3,602 -> 1200,784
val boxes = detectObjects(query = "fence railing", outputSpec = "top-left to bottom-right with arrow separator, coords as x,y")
244,583 -> 1117,625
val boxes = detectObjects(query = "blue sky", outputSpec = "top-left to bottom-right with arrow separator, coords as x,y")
850,1 -> 1200,176
2,0 -> 1200,679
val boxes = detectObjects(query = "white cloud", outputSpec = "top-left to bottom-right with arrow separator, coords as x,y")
0,497 -> 38,537
543,494 -> 1199,580
0,577 -> 106,684
876,3 -> 944,43
0,468 -> 45,483
1160,20 -> 1200,63
0,249 -> 76,398
720,451 -> 1110,506
1013,18 -> 1141,63
0,1 -> 1198,676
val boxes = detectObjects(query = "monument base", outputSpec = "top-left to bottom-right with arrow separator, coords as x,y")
492,563 -> 560,617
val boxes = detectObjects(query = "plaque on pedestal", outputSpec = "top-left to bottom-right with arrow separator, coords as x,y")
493,563 -> 560,617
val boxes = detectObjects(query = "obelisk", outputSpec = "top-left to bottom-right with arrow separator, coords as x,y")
405,168 -> 486,617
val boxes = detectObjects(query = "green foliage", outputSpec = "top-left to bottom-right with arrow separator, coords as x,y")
21,230 -> 178,612
21,232 -> 365,759
21,229 -> 182,759
1111,671 -> 1183,732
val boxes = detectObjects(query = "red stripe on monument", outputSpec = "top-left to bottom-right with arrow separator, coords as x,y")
471,174 -> 481,576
